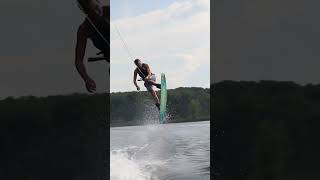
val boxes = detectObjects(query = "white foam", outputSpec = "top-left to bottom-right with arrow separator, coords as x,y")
110,126 -> 171,180
110,147 -> 153,180
111,108 -> 173,180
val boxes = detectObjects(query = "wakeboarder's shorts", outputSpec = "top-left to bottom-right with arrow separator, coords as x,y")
144,74 -> 156,92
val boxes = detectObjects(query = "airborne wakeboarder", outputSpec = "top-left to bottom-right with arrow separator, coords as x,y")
133,59 -> 161,110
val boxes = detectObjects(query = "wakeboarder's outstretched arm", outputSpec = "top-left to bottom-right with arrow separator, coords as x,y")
133,69 -> 140,91
75,23 -> 96,93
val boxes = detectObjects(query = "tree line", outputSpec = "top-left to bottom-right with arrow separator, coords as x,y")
213,80 -> 320,179
0,87 -> 210,128
111,87 -> 210,126
0,93 -> 109,180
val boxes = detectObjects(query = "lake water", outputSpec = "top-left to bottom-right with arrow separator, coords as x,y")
110,121 -> 210,180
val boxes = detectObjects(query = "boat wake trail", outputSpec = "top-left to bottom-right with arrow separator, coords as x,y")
110,125 -> 173,180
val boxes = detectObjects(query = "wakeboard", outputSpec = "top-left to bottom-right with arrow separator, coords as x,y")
159,73 -> 167,124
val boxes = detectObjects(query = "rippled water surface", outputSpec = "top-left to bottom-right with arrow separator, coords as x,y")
111,121 -> 210,180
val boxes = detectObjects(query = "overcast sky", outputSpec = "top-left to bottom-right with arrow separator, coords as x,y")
0,0 -> 109,99
110,0 -> 210,92
213,0 -> 320,85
